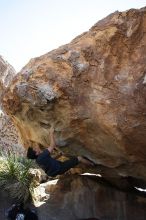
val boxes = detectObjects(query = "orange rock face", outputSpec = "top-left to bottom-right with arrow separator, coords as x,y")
2,8 -> 146,181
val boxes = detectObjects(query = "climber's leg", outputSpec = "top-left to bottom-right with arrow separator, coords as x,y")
58,156 -> 94,175
58,156 -> 79,175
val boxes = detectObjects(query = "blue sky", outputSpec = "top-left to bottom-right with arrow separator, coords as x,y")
0,0 -> 146,71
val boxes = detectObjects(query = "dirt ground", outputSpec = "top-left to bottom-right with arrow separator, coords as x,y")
0,190 -> 13,220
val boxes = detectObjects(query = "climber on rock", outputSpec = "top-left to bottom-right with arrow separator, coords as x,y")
27,126 -> 93,177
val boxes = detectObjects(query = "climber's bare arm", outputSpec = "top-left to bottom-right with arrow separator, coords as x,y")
47,126 -> 56,153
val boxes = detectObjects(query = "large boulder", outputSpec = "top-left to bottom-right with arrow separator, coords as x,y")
2,8 -> 146,182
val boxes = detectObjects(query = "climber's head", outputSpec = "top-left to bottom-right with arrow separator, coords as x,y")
27,147 -> 38,160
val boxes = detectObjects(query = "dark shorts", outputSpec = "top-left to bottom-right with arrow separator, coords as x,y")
46,156 -> 79,177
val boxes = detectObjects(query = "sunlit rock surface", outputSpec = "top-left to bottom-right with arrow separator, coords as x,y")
2,8 -> 146,184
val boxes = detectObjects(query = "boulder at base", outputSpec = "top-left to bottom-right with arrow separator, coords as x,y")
35,175 -> 146,220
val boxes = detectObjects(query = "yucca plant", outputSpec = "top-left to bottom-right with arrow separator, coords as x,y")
0,149 -> 36,203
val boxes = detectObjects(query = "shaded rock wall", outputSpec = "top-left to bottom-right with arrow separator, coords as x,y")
35,175 -> 146,220
1,176 -> 146,220
0,113 -> 23,154
0,56 -> 22,153
0,56 -> 15,99
2,8 -> 146,181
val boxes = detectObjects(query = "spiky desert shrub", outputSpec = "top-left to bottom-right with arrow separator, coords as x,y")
0,150 -> 36,202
